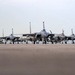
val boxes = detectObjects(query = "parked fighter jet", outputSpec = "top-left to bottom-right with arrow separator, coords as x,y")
65,29 -> 75,44
23,22 -> 54,44
49,30 -> 66,44
0,28 -> 20,44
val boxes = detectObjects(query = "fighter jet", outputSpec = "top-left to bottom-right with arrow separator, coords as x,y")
49,30 -> 66,44
51,29 -> 75,44
0,28 -> 20,44
23,22 -> 54,44
65,29 -> 75,44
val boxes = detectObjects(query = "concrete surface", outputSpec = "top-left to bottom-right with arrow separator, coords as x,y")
0,44 -> 75,75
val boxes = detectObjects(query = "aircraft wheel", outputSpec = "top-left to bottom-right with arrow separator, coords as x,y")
5,42 -> 6,44
42,42 -> 44,44
36,42 -> 39,44
26,40 -> 28,44
72,41 -> 74,44
33,41 -> 36,44
26,42 -> 28,44
65,41 -> 67,44
62,42 -> 63,44
45,41 -> 47,44
10,42 -> 12,44
51,41 -> 53,44
17,42 -> 19,44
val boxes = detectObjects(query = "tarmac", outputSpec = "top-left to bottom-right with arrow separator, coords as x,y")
0,44 -> 75,75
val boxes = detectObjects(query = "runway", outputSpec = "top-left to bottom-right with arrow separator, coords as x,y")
0,44 -> 75,75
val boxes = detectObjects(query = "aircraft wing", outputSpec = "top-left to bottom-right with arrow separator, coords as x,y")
65,36 -> 72,40
48,34 -> 55,37
0,36 -> 20,40
23,33 -> 36,37
65,36 -> 75,40
0,37 -> 8,39
14,37 -> 20,39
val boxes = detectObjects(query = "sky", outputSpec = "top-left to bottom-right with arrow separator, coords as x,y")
0,0 -> 75,36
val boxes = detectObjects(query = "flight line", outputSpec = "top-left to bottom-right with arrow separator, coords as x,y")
0,22 -> 75,44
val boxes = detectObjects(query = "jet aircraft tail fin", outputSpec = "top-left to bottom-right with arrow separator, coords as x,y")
43,21 -> 45,30
62,29 -> 64,35
71,29 -> 74,35
50,30 -> 52,34
12,28 -> 14,36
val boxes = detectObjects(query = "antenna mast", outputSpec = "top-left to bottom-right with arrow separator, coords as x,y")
2,29 -> 4,37
29,22 -> 31,34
